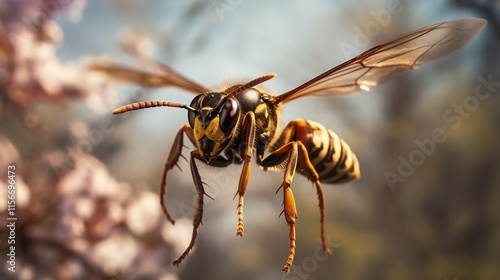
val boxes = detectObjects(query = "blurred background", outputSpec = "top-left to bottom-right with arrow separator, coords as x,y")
1,0 -> 499,279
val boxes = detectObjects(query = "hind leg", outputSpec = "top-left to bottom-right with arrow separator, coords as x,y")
260,138 -> 331,271
259,141 -> 300,271
264,120 -> 332,262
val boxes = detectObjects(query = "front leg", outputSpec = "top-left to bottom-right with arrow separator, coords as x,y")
173,150 -> 206,266
235,112 -> 256,236
172,151 -> 231,266
160,124 -> 196,224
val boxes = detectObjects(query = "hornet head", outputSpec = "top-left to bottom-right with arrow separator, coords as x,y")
111,73 -> 275,162
188,92 -> 241,160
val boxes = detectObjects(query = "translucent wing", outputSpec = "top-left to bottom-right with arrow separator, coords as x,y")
88,59 -> 207,94
275,18 -> 486,104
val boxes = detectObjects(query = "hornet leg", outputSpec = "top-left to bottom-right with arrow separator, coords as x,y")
270,120 -> 331,254
160,124 -> 197,224
260,142 -> 300,272
173,150 -> 206,266
235,112 -> 256,236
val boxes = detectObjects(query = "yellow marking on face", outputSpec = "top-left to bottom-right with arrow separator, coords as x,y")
205,117 -> 224,141
192,107 -> 233,157
193,118 -> 204,141
193,117 -> 225,141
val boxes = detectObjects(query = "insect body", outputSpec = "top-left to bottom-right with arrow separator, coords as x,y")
91,18 -> 486,272
270,118 -> 360,183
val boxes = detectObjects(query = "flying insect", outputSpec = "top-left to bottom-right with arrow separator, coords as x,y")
90,18 -> 486,272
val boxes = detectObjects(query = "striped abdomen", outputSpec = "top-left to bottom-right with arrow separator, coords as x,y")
295,119 -> 360,184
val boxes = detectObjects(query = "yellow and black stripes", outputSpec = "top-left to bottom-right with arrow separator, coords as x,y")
271,119 -> 360,184
307,120 -> 360,183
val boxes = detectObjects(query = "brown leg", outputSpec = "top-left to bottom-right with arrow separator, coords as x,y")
173,150 -> 205,266
160,124 -> 196,224
260,142 -> 299,272
235,112 -> 256,237
282,175 -> 298,272
295,142 -> 331,255
268,120 -> 331,255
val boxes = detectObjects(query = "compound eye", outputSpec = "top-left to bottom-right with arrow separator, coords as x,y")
219,98 -> 240,133
188,95 -> 203,128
